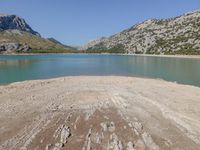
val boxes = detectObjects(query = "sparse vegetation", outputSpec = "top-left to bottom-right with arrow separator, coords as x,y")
0,30 -> 76,53
86,44 -> 126,53
164,49 -> 200,55
84,10 -> 200,55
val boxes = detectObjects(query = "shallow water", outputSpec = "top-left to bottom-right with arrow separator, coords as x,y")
0,54 -> 200,87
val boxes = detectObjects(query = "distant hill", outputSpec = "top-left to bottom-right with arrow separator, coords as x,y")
0,14 -> 75,54
82,10 -> 200,55
47,38 -> 75,50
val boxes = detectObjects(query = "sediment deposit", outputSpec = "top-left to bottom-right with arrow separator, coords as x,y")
0,76 -> 200,150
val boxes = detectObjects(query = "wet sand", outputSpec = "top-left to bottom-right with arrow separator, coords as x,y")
0,76 -> 200,150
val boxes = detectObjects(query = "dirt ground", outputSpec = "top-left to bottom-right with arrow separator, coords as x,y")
0,76 -> 200,150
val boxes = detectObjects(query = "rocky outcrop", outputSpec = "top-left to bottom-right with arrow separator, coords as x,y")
0,42 -> 31,53
0,14 -> 40,36
83,9 -> 200,54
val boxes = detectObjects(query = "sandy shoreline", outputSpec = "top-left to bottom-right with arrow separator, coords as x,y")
120,54 -> 200,59
1,53 -> 200,59
0,76 -> 200,150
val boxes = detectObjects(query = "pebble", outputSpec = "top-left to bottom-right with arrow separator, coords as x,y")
45,144 -> 53,150
127,141 -> 135,150
100,121 -> 116,132
109,133 -> 123,150
60,125 -> 71,143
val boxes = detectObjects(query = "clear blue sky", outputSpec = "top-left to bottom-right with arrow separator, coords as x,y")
0,0 -> 199,46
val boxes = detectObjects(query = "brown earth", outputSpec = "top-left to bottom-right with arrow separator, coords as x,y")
0,76 -> 200,150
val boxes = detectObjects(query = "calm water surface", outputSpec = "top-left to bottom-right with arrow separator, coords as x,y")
0,54 -> 200,87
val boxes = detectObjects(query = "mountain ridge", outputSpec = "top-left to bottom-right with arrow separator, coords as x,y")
83,9 -> 200,55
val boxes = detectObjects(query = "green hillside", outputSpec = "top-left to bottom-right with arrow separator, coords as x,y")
0,30 -> 75,53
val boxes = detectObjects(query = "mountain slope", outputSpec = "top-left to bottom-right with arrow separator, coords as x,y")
83,10 -> 200,55
0,14 -> 74,53
47,38 -> 75,50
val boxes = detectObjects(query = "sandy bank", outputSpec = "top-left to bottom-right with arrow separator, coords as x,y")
121,54 -> 200,59
0,76 -> 200,150
2,53 -> 200,59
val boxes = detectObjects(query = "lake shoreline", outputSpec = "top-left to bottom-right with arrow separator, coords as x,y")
2,75 -> 198,89
122,53 -> 200,59
0,76 -> 200,149
1,53 -> 200,59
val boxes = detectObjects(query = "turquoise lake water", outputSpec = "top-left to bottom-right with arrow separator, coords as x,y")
0,54 -> 200,87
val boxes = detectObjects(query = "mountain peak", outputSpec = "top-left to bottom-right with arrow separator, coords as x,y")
0,14 -> 40,36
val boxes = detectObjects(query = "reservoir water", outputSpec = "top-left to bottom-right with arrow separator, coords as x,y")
0,54 -> 200,87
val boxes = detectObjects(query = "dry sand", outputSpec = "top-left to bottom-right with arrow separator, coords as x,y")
0,76 -> 200,150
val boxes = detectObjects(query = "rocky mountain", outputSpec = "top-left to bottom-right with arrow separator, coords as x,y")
0,14 -> 40,36
0,14 -> 74,53
83,10 -> 200,55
